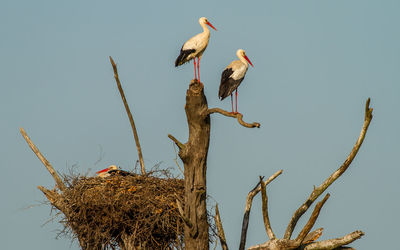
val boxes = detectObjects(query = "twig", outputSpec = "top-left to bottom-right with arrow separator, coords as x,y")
207,108 -> 260,128
168,134 -> 185,150
20,128 -> 66,192
296,194 -> 330,244
259,176 -> 276,240
284,98 -> 373,239
304,230 -> 364,250
239,170 -> 283,250
215,204 -> 228,250
109,56 -> 146,175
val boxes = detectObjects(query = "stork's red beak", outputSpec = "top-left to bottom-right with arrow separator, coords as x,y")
244,55 -> 254,67
206,21 -> 217,31
96,167 -> 110,174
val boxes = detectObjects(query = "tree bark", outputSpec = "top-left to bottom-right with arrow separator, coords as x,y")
175,79 -> 210,249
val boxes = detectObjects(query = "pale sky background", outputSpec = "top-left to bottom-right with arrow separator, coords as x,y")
1,1 -> 399,249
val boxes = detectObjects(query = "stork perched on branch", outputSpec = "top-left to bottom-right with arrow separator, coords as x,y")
96,165 -> 135,178
175,17 -> 217,82
219,49 -> 254,114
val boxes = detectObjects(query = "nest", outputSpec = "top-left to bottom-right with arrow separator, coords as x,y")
59,171 -> 185,249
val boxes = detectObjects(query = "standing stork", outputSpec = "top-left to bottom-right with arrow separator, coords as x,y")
175,17 -> 217,82
219,49 -> 254,114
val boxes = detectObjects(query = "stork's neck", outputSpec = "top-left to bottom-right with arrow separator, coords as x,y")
200,22 -> 210,36
238,54 -> 248,67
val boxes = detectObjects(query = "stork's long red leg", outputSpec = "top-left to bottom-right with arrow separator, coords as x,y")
193,58 -> 197,80
230,94 -> 234,113
197,57 -> 201,82
235,89 -> 238,114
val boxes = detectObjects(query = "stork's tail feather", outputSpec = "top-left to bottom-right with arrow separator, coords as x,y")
175,49 -> 196,67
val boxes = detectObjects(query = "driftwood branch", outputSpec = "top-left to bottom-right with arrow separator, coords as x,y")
109,56 -> 146,175
284,98 -> 373,239
239,170 -> 283,250
207,108 -> 260,128
304,230 -> 364,250
303,228 -> 323,245
20,128 -> 66,192
295,194 -> 330,244
215,204 -> 228,250
168,134 -> 185,150
259,176 -> 276,240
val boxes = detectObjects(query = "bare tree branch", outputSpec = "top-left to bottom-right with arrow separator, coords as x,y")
168,134 -> 185,150
260,176 -> 276,240
20,128 -> 67,192
109,56 -> 146,175
304,230 -> 364,250
296,194 -> 330,244
207,108 -> 260,128
284,98 -> 373,239
239,170 -> 283,250
215,204 -> 228,250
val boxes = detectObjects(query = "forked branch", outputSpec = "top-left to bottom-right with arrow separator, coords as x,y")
109,56 -> 146,175
20,128 -> 66,192
207,108 -> 260,128
239,170 -> 282,250
284,98 -> 373,239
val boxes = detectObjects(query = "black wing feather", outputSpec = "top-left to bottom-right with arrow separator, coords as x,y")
175,48 -> 196,67
219,68 -> 244,100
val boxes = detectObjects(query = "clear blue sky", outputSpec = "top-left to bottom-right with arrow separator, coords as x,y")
1,1 -> 399,249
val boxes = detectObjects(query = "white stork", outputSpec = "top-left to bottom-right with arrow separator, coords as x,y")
175,17 -> 217,82
96,165 -> 135,178
218,49 -> 254,114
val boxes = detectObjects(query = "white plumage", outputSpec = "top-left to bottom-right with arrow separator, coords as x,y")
219,49 -> 254,113
175,17 -> 217,81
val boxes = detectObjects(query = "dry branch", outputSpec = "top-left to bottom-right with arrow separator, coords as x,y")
260,176 -> 276,240
295,194 -> 330,244
239,170 -> 282,250
20,128 -> 66,192
215,204 -> 228,250
207,108 -> 260,128
304,230 -> 364,250
284,98 -> 373,239
168,134 -> 185,150
109,56 -> 146,175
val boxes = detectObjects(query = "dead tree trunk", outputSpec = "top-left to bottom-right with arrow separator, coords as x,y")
169,79 -> 260,249
170,79 -> 211,249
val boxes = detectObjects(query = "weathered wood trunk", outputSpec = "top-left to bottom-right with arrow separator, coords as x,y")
178,79 -> 210,249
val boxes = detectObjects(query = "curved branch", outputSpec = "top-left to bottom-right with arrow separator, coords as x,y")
239,170 -> 283,250
260,176 -> 276,240
109,56 -> 146,175
20,128 -> 66,192
284,98 -> 373,239
207,108 -> 260,128
304,230 -> 364,250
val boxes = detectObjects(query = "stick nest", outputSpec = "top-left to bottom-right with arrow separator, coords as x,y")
60,171 -> 184,249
